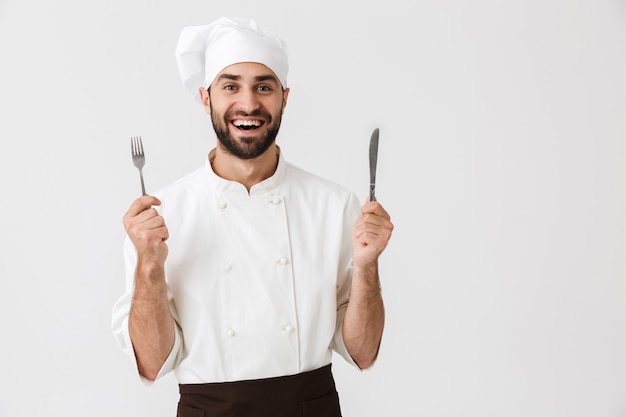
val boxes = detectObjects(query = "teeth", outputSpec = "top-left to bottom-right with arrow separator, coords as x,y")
233,120 -> 261,127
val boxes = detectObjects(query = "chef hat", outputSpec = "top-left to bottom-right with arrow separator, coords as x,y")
175,16 -> 289,102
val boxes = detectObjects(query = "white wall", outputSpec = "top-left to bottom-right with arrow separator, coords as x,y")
1,1 -> 625,416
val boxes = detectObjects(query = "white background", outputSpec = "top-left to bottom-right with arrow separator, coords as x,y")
1,1 -> 625,416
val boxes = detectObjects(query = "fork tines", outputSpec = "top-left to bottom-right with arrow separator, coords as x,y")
130,136 -> 146,196
131,136 -> 144,159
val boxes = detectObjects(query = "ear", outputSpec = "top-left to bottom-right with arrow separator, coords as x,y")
281,87 -> 290,113
199,87 -> 211,115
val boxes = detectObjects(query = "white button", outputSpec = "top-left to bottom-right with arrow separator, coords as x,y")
270,197 -> 282,205
284,325 -> 294,334
218,202 -> 227,209
223,263 -> 232,271
226,328 -> 235,337
278,257 -> 289,266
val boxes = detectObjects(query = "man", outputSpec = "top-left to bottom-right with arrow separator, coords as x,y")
112,16 -> 393,417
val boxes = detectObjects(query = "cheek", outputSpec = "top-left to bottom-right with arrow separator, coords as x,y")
209,101 -> 228,119
270,100 -> 286,116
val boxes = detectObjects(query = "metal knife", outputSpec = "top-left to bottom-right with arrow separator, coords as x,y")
369,128 -> 379,201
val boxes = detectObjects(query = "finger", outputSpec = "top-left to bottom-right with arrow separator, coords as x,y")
140,225 -> 169,242
129,219 -> 169,248
123,196 -> 162,230
126,211 -> 166,236
355,226 -> 391,252
354,231 -> 385,257
356,212 -> 394,234
355,224 -> 390,243
361,200 -> 391,220
125,195 -> 161,218
354,215 -> 394,243
133,207 -> 162,224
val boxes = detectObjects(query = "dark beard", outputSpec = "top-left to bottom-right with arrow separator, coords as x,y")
211,105 -> 283,160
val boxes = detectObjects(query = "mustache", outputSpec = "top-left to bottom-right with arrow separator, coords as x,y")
227,109 -> 272,121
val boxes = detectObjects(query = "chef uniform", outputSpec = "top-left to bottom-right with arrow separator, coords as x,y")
111,16 -> 363,417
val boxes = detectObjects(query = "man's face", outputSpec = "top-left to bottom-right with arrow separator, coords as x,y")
202,62 -> 290,159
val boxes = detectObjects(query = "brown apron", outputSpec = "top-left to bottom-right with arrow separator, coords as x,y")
177,364 -> 342,417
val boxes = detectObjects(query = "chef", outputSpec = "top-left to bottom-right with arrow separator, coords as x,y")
111,16 -> 393,417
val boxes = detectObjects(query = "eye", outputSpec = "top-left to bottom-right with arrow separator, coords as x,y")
223,84 -> 237,91
257,85 -> 272,92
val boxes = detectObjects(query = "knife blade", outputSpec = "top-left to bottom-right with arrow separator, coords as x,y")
369,128 -> 379,201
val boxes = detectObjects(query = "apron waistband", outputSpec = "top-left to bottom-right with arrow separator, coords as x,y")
177,364 -> 342,417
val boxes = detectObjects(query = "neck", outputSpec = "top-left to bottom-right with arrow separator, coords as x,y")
210,143 -> 279,192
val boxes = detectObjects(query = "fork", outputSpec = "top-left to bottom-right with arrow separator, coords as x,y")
130,136 -> 146,196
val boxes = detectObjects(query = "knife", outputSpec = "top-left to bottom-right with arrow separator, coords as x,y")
369,128 -> 379,201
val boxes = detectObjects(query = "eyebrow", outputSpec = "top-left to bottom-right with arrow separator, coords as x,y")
216,73 -> 280,84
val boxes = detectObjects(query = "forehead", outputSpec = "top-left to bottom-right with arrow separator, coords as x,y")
212,62 -> 281,85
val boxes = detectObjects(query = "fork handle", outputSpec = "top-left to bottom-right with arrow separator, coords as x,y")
139,169 -> 146,196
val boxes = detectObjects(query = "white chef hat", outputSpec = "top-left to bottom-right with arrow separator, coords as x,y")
175,16 -> 289,102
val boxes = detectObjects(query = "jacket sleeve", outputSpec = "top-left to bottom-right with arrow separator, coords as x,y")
330,191 -> 361,369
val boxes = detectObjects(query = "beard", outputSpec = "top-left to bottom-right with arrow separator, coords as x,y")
211,101 -> 283,160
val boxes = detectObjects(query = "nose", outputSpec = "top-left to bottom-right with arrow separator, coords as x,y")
235,88 -> 261,113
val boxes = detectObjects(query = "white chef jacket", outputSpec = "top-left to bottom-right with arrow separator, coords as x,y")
111,148 -> 361,384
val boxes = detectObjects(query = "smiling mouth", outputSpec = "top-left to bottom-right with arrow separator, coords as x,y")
232,119 -> 263,131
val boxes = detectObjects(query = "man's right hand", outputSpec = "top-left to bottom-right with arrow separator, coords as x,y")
122,195 -> 169,266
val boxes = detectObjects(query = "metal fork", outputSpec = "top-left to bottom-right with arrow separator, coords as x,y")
130,136 -> 146,196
